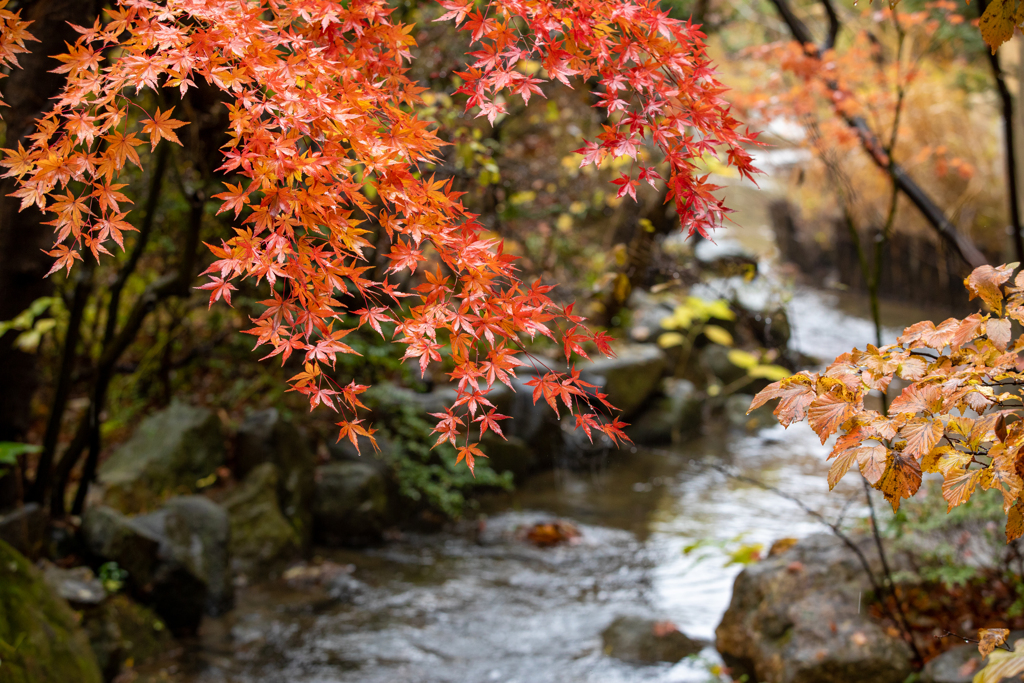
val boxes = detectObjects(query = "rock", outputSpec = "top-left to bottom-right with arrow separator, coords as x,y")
80,594 -> 173,681
235,408 -> 315,547
920,638 -> 1024,683
701,344 -> 748,386
0,502 -> 47,559
81,505 -> 162,590
0,540 -> 103,683
133,496 -> 233,629
577,344 -> 667,418
222,463 -> 301,576
716,533 -> 914,683
602,616 -> 703,664
725,393 -> 778,431
313,462 -> 392,546
98,402 -> 225,513
481,433 -> 536,481
40,561 -> 106,607
626,378 -> 702,444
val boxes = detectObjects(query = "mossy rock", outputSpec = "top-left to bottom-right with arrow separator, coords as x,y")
0,539 -> 103,683
98,402 -> 225,513
223,463 -> 301,576
82,594 -> 173,680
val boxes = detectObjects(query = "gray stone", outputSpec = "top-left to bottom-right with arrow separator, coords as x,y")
134,496 -> 233,621
480,433 -> 536,481
701,344 -> 748,385
222,463 -> 301,576
602,615 -> 703,664
313,462 -> 392,546
98,403 -> 225,513
40,561 -> 106,607
0,502 -> 47,559
716,533 -> 914,683
83,498 -> 231,634
235,408 -> 315,547
577,344 -> 667,418
81,505 -> 162,590
626,378 -> 702,444
0,540 -> 103,683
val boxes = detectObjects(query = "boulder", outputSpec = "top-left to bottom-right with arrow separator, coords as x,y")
84,498 -> 232,634
481,433 -> 536,481
235,408 -> 315,547
223,463 -> 301,576
701,344 -> 748,386
98,403 -> 225,513
81,505 -> 162,590
134,496 -> 233,627
0,502 -> 47,559
80,594 -> 173,681
716,533 -> 913,683
626,378 -> 702,444
602,616 -> 703,664
313,462 -> 392,546
0,540 -> 103,683
577,344 -> 667,418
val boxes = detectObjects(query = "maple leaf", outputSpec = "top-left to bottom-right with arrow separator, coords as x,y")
141,107 -> 187,150
197,276 -> 237,308
456,442 -> 487,476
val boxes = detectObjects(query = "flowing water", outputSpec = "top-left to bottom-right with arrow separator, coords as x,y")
162,192 -> 950,683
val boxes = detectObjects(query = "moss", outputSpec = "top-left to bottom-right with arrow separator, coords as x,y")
0,540 -> 103,683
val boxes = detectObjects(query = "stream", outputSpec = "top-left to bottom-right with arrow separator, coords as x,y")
161,199 -> 948,683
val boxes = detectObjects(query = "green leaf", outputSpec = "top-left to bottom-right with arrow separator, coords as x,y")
658,332 -> 685,349
0,442 -> 41,465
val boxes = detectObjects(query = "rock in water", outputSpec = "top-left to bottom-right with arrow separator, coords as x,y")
81,505 -> 162,590
98,402 -> 225,513
0,540 -> 103,683
577,344 -> 667,418
313,462 -> 392,546
626,378 -> 702,444
234,408 -> 315,547
223,463 -> 301,576
602,616 -> 703,664
716,533 -> 913,683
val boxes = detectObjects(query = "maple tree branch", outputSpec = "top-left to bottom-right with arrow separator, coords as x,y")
765,0 -> 989,270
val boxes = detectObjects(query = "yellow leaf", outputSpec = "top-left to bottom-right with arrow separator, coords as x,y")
727,349 -> 759,370
749,364 -> 791,381
703,324 -> 733,347
979,0 -> 1019,52
658,332 -> 685,349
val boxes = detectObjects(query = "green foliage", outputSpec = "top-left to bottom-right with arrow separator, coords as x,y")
683,534 -> 764,568
379,401 -> 513,519
0,297 -> 63,354
98,562 -> 128,594
0,442 -> 39,478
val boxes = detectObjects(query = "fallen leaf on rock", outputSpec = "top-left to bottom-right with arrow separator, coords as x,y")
652,621 -> 679,637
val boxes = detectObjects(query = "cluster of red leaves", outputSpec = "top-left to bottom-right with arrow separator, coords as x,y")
753,264 -> 1024,539
0,0 -> 34,112
442,0 -> 759,237
0,0 -> 756,473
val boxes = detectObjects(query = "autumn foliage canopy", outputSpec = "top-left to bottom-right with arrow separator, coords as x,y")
0,0 -> 757,472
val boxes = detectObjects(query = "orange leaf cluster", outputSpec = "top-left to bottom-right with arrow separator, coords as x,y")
753,263 -> 1024,540
0,0 -> 759,472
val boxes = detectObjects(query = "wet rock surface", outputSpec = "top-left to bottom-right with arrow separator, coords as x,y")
576,344 -> 667,418
716,533 -> 914,683
601,615 -> 704,663
97,403 -> 225,513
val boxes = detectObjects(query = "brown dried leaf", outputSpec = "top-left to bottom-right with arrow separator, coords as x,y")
889,384 -> 942,415
942,469 -> 981,511
951,313 -> 985,351
857,445 -> 888,485
900,418 -> 944,459
807,392 -> 859,444
918,318 -> 960,349
879,451 -> 922,511
979,628 -> 1010,658
966,263 -> 1016,309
